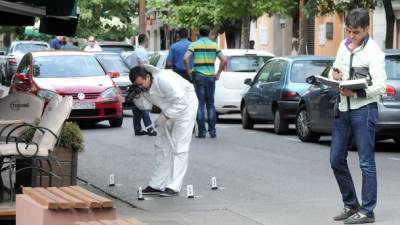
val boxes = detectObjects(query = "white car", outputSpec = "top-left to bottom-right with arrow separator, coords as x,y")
215,49 -> 274,115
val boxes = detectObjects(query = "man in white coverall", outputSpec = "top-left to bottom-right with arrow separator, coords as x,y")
129,64 -> 198,197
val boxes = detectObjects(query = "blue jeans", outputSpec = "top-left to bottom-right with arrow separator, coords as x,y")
330,103 -> 378,217
132,107 -> 153,132
193,73 -> 216,135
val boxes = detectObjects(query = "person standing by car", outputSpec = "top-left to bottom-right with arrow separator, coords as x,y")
49,36 -> 63,49
167,28 -> 192,82
84,36 -> 102,52
329,8 -> 386,224
129,65 -> 198,197
183,25 -> 226,138
127,34 -> 156,136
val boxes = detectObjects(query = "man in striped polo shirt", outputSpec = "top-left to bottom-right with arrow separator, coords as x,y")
184,25 -> 226,138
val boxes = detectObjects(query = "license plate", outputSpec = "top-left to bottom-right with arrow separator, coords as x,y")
73,102 -> 96,109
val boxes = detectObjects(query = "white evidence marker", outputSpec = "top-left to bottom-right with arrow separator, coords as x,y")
109,174 -> 115,187
187,184 -> 194,198
211,176 -> 218,190
137,187 -> 144,201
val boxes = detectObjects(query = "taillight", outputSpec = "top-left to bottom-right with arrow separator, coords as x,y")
282,91 -> 300,101
385,85 -> 396,96
8,57 -> 17,65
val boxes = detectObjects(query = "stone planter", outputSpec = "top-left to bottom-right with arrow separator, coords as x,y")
35,147 -> 78,187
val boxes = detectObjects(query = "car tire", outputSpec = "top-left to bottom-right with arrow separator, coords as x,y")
274,108 -> 289,134
295,106 -> 320,142
241,104 -> 254,129
109,117 -> 123,127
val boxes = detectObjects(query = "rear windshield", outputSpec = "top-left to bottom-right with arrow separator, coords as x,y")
291,60 -> 332,83
385,56 -> 400,80
227,56 -> 272,72
96,54 -> 130,75
15,43 -> 48,53
101,46 -> 134,53
33,55 -> 105,78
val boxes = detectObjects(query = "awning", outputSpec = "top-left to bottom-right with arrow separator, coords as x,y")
0,0 -> 78,36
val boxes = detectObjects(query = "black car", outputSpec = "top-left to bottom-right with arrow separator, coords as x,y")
241,56 -> 333,134
296,50 -> 400,145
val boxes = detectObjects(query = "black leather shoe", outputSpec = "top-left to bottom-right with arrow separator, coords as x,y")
209,131 -> 216,138
147,128 -> 157,136
159,188 -> 178,197
333,208 -> 359,221
343,212 -> 375,224
135,130 -> 148,136
142,186 -> 161,195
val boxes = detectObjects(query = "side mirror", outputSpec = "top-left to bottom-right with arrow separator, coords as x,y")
244,78 -> 253,86
0,51 -> 5,56
15,73 -> 28,81
107,71 -> 120,78
305,75 -> 317,85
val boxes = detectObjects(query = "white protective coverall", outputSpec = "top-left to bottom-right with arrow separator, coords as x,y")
142,64 -> 198,192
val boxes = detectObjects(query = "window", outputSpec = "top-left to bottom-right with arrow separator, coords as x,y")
268,60 -> 287,82
227,56 -> 272,72
385,56 -> 400,80
14,43 -> 48,53
96,55 -> 130,75
16,55 -> 30,74
254,61 -> 274,83
33,55 -> 105,78
290,60 -> 332,83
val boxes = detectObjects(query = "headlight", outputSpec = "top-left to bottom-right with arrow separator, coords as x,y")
37,89 -> 57,100
101,87 -> 118,98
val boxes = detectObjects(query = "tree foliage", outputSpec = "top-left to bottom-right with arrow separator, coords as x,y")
303,0 -> 378,18
76,0 -> 139,41
149,0 -> 297,33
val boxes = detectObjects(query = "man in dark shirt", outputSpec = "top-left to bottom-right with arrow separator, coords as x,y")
49,36 -> 63,49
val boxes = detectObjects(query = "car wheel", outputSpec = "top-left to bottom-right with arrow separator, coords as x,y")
295,106 -> 320,142
241,104 -> 254,129
109,117 -> 123,127
274,108 -> 289,134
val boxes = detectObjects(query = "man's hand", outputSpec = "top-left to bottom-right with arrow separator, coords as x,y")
339,88 -> 355,97
216,71 -> 221,80
332,68 -> 343,81
155,113 -> 169,128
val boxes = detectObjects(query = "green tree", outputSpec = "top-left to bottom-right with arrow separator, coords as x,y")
303,0 -> 395,49
77,0 -> 139,41
149,0 -> 296,48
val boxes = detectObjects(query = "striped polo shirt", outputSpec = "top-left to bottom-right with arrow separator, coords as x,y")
188,37 -> 222,77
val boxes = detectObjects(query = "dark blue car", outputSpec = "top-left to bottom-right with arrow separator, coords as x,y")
241,56 -> 333,134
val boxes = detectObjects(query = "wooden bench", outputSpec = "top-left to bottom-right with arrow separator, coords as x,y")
75,217 -> 145,225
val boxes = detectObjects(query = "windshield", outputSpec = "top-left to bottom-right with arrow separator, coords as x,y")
290,60 -> 332,83
96,54 -> 130,75
385,56 -> 400,80
101,46 -> 134,53
33,55 -> 106,78
15,43 -> 48,53
227,56 -> 272,72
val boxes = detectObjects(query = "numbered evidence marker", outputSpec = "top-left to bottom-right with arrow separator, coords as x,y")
187,184 -> 194,198
137,187 -> 145,200
109,174 -> 115,187
211,176 -> 218,190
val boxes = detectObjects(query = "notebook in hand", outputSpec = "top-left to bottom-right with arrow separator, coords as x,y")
315,75 -> 368,90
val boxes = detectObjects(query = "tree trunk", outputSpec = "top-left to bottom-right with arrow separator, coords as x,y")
241,15 -> 251,49
383,0 -> 395,49
298,0 -> 308,54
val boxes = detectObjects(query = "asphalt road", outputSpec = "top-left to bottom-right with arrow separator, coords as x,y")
76,112 -> 400,225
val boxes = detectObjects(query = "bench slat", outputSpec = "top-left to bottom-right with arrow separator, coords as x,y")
23,187 -> 58,209
70,186 -> 114,208
59,187 -> 101,208
47,187 -> 86,209
34,187 -> 72,209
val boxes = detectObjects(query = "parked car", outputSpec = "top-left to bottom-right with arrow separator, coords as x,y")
0,41 -> 49,86
215,49 -> 274,115
97,41 -> 134,53
241,56 -> 333,134
296,50 -> 400,145
10,51 -> 124,127
94,52 -> 134,109
149,50 -> 169,70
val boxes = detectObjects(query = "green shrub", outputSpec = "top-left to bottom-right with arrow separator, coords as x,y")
60,121 -> 84,151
